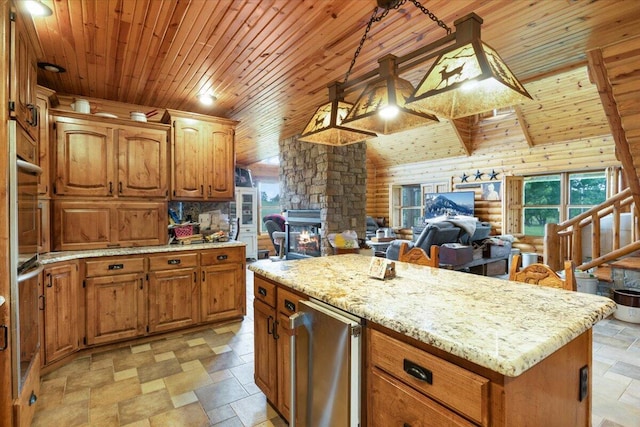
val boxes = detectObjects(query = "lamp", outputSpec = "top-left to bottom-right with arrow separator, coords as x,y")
23,0 -> 53,17
298,82 -> 376,145
407,13 -> 532,119
342,54 -> 438,135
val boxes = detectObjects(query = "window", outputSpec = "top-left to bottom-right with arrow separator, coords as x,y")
258,181 -> 280,232
523,171 -> 606,236
390,181 -> 451,228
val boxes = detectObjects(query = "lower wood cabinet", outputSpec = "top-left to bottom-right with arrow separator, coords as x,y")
148,253 -> 199,333
200,247 -> 246,322
84,256 -> 147,345
252,275 -> 305,423
41,262 -> 79,365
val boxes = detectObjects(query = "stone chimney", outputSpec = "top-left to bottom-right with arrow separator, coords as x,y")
279,136 -> 367,255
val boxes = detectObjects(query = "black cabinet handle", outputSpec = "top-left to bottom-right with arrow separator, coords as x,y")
403,359 -> 433,384
272,320 -> 279,340
46,273 -> 53,287
258,286 -> 267,297
217,254 -> 228,261
109,181 -> 113,194
284,299 -> 296,312
208,185 -> 212,196
39,295 -> 45,311
200,185 -> 204,195
0,325 -> 8,351
119,182 -> 123,193
108,263 -> 124,270
267,315 -> 273,336
27,103 -> 38,127
139,278 -> 143,290
193,272 -> 197,283
167,259 -> 181,265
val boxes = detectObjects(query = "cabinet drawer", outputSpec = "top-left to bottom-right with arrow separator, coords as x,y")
370,329 -> 489,425
85,257 -> 145,277
370,368 -> 476,427
149,253 -> 198,271
200,247 -> 244,265
277,287 -> 304,316
254,276 -> 276,308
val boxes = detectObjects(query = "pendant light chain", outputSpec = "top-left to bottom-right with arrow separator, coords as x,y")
342,0 -> 450,85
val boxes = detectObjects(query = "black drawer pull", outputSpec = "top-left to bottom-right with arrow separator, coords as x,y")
217,254 -> 228,261
403,359 -> 433,384
108,264 -> 124,270
168,259 -> 181,265
284,299 -> 296,312
0,325 -> 7,351
258,286 -> 267,297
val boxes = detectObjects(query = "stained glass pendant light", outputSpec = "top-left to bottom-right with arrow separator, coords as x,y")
408,13 -> 532,119
342,54 -> 439,135
298,82 -> 376,145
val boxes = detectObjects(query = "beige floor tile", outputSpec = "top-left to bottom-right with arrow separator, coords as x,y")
163,364 -> 213,396
138,358 -> 182,383
170,390 -> 199,408
187,337 -> 207,346
118,389 -> 173,425
42,356 -> 91,380
113,351 -> 156,373
149,402 -> 209,427
154,351 -> 176,362
212,344 -> 233,354
141,378 -> 166,394
66,366 -> 114,393
91,357 -> 114,371
114,367 -> 138,381
31,400 -> 89,427
230,393 -> 276,427
150,337 -> 188,354
90,376 -> 142,408
89,402 -> 119,426
63,387 -> 91,405
173,343 -> 215,363
180,359 -> 204,372
132,343 -> 152,354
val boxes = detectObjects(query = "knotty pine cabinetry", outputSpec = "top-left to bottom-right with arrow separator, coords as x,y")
253,276 -> 305,422
84,256 -> 147,346
162,110 -> 237,201
200,248 -> 246,322
40,262 -> 79,365
50,111 -> 170,251
148,253 -> 200,333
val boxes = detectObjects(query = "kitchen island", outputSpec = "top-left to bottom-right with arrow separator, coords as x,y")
249,254 -> 616,426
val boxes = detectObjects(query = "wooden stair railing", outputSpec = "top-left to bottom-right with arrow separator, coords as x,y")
544,187 -> 639,272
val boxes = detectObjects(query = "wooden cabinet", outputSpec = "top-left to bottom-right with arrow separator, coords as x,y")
200,247 -> 246,322
52,114 -> 169,199
37,199 -> 50,254
41,262 -> 79,365
253,277 -> 278,405
9,2 -> 39,141
252,275 -> 305,422
85,256 -> 146,345
36,87 -> 55,196
52,200 -> 167,251
162,110 -> 237,201
148,252 -> 199,333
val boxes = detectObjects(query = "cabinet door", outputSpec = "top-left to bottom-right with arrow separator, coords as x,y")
52,201 -> 114,251
9,6 -> 38,139
37,93 -> 50,195
85,272 -> 146,345
253,299 -> 278,404
42,262 -> 78,365
172,120 -> 204,199
201,262 -> 245,323
117,127 -> 168,198
148,267 -> 199,333
205,123 -> 235,200
114,202 -> 167,247
276,289 -> 304,422
54,121 -> 115,197
37,199 -> 50,254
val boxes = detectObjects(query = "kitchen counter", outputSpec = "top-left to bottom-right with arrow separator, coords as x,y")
39,241 -> 246,265
249,254 -> 616,376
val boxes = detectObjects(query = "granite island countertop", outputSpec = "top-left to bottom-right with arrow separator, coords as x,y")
249,254 -> 617,377
39,241 -> 246,265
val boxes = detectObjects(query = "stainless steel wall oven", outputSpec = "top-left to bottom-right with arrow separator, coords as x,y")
9,120 -> 43,398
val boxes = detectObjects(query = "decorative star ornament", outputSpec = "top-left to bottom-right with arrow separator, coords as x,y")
474,170 -> 484,181
489,170 -> 499,180
461,173 -> 469,183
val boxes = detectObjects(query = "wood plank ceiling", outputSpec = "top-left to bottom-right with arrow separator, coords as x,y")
29,0 -> 640,167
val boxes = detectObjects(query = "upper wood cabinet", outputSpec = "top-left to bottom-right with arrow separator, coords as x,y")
37,87 -> 55,196
51,111 -> 169,199
162,110 -> 237,201
9,3 -> 40,141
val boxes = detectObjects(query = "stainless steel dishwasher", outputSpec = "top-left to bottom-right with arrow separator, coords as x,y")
289,299 -> 362,427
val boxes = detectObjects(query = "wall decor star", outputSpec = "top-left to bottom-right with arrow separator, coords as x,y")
461,173 -> 469,182
474,170 -> 484,180
489,170 -> 499,180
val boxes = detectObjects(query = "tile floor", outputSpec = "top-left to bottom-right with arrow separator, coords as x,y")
32,269 -> 640,426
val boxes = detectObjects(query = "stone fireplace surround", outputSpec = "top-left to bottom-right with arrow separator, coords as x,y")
279,136 -> 367,256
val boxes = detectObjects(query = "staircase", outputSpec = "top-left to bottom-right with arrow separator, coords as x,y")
543,35 -> 640,280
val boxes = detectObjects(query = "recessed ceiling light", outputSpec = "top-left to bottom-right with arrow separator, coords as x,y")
38,62 -> 66,73
198,93 -> 216,106
23,0 -> 53,17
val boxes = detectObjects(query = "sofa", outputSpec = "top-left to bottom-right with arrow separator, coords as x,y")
386,222 -> 462,260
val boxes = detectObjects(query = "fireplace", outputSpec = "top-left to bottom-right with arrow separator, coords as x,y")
286,209 -> 322,259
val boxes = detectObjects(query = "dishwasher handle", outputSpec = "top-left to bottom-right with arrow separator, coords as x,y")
289,311 -> 307,427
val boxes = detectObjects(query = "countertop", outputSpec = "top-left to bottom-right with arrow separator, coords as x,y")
39,241 -> 246,265
248,254 -> 616,377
